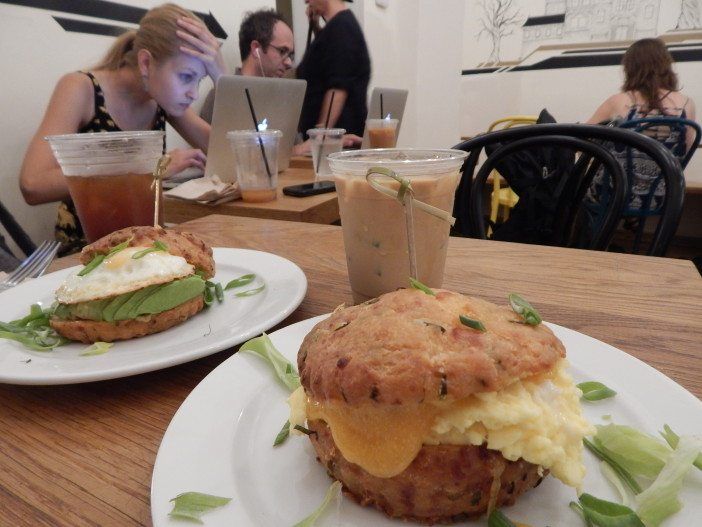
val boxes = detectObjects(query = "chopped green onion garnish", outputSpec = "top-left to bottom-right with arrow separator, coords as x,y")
77,254 -> 105,276
107,237 -> 133,256
225,274 -> 255,290
0,304 -> 69,351
584,437 -> 643,494
239,333 -> 300,391
508,293 -> 542,325
578,381 -> 617,401
131,240 -> 169,259
293,424 -> 314,436
215,282 -> 224,303
487,509 -> 518,527
660,424 -> 702,471
235,284 -> 265,297
203,286 -> 214,306
80,341 -> 113,356
459,314 -> 486,332
576,494 -> 645,527
168,492 -> 231,523
274,420 -> 291,446
292,481 -> 342,527
409,277 -> 435,296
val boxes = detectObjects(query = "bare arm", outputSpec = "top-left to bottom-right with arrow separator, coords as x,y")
168,108 -> 210,153
316,89 -> 348,128
19,73 -> 93,205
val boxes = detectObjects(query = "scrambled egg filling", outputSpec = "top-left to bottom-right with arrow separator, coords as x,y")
289,359 -> 595,487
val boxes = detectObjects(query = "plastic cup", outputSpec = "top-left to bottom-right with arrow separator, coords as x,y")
45,130 -> 165,243
227,129 -> 282,203
328,148 -> 468,304
307,128 -> 345,180
366,118 -> 399,148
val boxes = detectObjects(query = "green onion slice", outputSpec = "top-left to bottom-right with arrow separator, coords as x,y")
77,254 -> 105,276
508,293 -> 542,326
487,509 -> 518,527
459,314 -> 486,332
577,493 -> 645,526
131,240 -> 169,259
168,492 -> 231,523
274,420 -> 291,446
80,342 -> 113,356
409,277 -> 435,296
239,333 -> 300,391
214,282 -> 224,303
292,481 -> 342,527
235,284 -> 265,297
225,274 -> 255,290
578,381 -> 617,401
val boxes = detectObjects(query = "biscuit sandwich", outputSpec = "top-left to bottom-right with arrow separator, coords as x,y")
50,226 -> 214,343
289,287 -> 594,523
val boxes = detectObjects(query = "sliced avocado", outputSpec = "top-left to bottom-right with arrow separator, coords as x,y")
113,284 -> 163,321
103,291 -> 137,322
131,276 -> 206,317
64,298 -> 112,321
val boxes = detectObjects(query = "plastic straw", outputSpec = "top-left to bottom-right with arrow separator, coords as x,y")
314,90 -> 336,176
244,88 -> 272,179
380,93 -> 384,119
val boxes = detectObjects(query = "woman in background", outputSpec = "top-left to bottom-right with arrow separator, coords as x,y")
19,3 -> 226,254
586,38 -> 697,212
587,37 -> 696,149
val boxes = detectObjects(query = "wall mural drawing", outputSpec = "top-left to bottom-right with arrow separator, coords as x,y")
464,0 -> 702,75
476,0 -> 522,64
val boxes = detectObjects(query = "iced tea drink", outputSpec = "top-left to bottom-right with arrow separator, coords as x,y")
308,128 -> 345,179
46,131 -> 165,242
66,172 -> 157,242
328,149 -> 467,303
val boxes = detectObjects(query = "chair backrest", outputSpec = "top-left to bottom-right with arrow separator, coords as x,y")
0,199 -> 36,258
452,124 -> 684,255
619,116 -> 701,168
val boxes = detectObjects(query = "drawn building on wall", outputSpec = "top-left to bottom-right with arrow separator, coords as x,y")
522,0 -> 661,57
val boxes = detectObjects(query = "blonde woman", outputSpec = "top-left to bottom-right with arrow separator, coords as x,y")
19,3 -> 226,253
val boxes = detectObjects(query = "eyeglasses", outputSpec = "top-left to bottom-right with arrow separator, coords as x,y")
268,44 -> 295,62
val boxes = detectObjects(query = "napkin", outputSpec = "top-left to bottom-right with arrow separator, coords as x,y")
164,175 -> 241,205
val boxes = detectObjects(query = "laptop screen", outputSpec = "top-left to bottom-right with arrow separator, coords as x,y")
206,76 -> 307,182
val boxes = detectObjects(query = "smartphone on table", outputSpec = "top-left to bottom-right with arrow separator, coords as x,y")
282,180 -> 336,197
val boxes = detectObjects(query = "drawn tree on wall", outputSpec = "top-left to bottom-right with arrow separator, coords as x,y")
477,0 -> 521,64
676,0 -> 701,29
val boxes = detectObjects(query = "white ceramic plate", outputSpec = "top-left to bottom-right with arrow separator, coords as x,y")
0,248 -> 306,385
150,316 -> 702,526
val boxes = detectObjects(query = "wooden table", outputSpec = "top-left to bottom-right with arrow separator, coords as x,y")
1,215 -> 701,526
164,167 -> 339,225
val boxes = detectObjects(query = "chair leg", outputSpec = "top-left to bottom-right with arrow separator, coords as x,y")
632,216 -> 647,254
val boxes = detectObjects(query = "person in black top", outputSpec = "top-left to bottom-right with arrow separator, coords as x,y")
297,0 -> 371,138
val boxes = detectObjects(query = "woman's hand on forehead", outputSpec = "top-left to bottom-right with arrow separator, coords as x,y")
176,17 -> 227,83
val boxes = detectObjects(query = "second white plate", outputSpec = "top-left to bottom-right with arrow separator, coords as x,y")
0,248 -> 306,385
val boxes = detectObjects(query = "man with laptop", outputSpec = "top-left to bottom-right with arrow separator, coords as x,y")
199,9 -> 295,124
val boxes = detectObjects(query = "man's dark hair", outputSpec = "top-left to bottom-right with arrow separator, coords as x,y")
239,9 -> 287,61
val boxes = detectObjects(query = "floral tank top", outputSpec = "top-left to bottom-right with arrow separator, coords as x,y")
55,71 -> 167,255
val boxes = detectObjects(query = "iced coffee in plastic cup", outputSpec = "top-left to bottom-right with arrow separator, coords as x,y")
328,149 -> 467,304
366,118 -> 398,148
228,129 -> 281,203
46,131 -> 165,243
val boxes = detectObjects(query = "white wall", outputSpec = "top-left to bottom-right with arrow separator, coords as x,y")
0,0 -> 272,255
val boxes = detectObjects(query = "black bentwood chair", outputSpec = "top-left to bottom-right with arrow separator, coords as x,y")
0,198 -> 36,258
451,124 -> 683,255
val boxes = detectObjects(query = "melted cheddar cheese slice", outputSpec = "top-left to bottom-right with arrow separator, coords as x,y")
289,359 -> 594,486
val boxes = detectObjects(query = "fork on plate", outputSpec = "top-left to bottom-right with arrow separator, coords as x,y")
0,240 -> 61,292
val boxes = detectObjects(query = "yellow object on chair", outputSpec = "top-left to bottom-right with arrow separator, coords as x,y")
486,116 -> 538,234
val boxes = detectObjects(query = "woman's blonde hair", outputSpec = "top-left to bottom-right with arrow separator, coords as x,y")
93,3 -> 199,70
